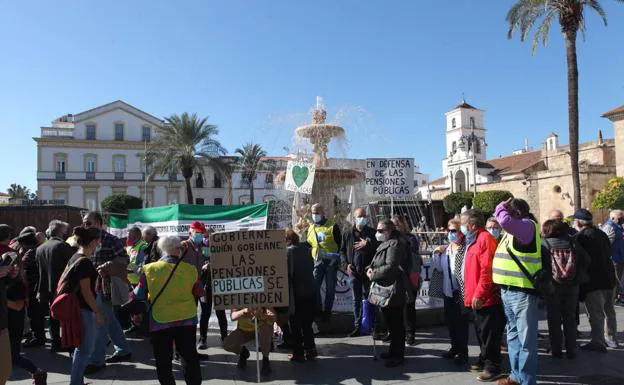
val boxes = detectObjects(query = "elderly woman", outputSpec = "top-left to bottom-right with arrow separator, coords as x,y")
366,219 -> 410,368
431,219 -> 469,365
133,235 -> 202,385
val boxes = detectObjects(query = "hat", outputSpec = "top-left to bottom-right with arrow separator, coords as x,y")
16,232 -> 38,248
0,224 -> 13,242
572,209 -> 593,221
189,221 -> 206,233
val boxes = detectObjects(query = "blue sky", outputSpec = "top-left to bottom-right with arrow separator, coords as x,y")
1,0 -> 624,192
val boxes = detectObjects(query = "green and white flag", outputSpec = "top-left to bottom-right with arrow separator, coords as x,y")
107,203 -> 269,238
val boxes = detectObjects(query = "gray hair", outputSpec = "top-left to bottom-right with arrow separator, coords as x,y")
461,209 -> 485,228
576,218 -> 592,227
157,235 -> 181,256
47,220 -> 69,237
20,226 -> 37,235
486,217 -> 498,225
142,226 -> 157,237
610,209 -> 623,219
311,203 -> 324,212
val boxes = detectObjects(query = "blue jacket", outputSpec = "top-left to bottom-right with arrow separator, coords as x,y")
605,220 -> 624,264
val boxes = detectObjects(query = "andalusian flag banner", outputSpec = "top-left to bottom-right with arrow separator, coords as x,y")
106,203 -> 269,238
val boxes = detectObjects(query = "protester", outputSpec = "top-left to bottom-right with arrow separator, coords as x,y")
340,207 -> 377,337
285,229 -> 318,362
82,211 -> 132,374
1,224 -> 20,385
550,210 -> 577,236
392,214 -> 422,346
493,199 -> 550,385
460,209 -> 504,382
126,226 -> 147,287
367,219 -> 409,368
133,235 -> 202,385
35,233 -> 46,246
541,219 -> 590,358
601,209 -> 624,307
574,209 -> 617,352
486,218 -> 503,242
223,307 -> 276,376
58,227 -> 105,385
431,218 -> 469,365
17,229 -> 46,349
307,203 -> 342,322
141,226 -> 160,266
36,220 -> 73,352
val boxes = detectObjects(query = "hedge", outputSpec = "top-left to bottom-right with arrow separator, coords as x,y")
473,190 -> 514,217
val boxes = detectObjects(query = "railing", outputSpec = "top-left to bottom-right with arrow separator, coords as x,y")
168,173 -> 178,182
55,172 -> 66,180
114,172 -> 124,181
41,127 -> 74,137
86,172 -> 96,181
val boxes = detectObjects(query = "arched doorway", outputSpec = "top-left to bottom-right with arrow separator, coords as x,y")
455,170 -> 466,192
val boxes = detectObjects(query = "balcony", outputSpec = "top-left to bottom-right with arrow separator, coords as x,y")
114,172 -> 124,181
41,127 -> 74,138
86,172 -> 96,181
55,172 -> 66,180
168,173 -> 178,182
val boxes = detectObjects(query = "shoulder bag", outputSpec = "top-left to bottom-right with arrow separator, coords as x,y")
506,247 -> 554,298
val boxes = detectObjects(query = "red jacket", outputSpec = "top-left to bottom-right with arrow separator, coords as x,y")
463,229 -> 500,308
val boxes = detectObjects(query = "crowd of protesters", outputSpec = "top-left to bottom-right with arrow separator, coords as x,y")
0,198 -> 622,385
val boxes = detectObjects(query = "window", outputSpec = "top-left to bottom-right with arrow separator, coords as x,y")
451,118 -> 456,128
195,198 -> 205,205
239,195 -> 250,205
85,155 -> 96,172
470,117 -> 476,129
54,153 -> 67,176
451,141 -> 457,153
85,192 -> 97,211
114,123 -> 124,141
167,192 -> 178,205
86,124 -> 96,140
265,173 -> 274,185
214,198 -> 223,205
53,191 -> 67,203
113,155 -> 125,172
195,174 -> 204,188
214,174 -> 222,188
474,140 -> 481,154
142,126 -> 151,142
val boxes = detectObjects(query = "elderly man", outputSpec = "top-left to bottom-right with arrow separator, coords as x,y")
307,203 -> 341,322
461,210 -> 504,382
340,207 -> 377,337
36,220 -> 73,351
486,217 -> 503,242
601,210 -> 624,306
142,226 -> 160,266
82,211 -> 132,374
126,227 -> 147,287
575,209 -> 618,352
494,199 -> 551,385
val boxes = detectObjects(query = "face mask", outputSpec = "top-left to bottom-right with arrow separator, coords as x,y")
356,217 -> 368,227
488,228 -> 501,239
375,232 -> 386,243
460,225 -> 470,236
312,214 -> 322,224
448,231 -> 458,243
192,234 -> 204,244
465,231 -> 476,244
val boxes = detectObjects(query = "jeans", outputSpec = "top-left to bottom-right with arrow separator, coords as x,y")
546,284 -> 578,355
70,310 -> 97,385
382,306 -> 405,359
88,295 -> 131,366
502,288 -> 539,385
314,260 -> 337,312
443,296 -> 469,355
585,289 -> 617,344
8,309 -> 38,374
474,304 -> 505,373
290,296 -> 316,356
151,326 -> 201,385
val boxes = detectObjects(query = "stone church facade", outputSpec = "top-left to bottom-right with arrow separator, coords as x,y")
422,100 -> 624,223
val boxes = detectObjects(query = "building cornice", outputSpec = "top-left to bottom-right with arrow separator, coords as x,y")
33,137 -> 148,150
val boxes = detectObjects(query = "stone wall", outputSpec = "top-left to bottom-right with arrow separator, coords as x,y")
613,118 -> 624,177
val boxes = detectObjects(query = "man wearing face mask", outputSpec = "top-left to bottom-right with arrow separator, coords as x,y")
601,210 -> 624,308
486,218 -> 503,244
340,207 -> 377,337
36,220 -> 73,352
461,210 -> 504,382
306,204 -> 342,322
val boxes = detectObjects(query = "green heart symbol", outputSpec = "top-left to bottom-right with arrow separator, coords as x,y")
292,165 -> 309,187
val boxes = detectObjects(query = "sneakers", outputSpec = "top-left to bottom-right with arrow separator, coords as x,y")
605,337 -> 619,349
477,370 -> 503,382
348,328 -> 361,338
405,333 -> 415,346
32,370 -> 47,385
496,377 -> 520,385
105,352 -> 132,363
237,346 -> 250,369
470,362 -> 484,373
305,348 -> 318,360
580,342 -> 608,353
261,357 -> 272,376
197,338 -> 207,350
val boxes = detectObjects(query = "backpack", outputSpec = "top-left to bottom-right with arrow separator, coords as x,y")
546,240 -> 577,283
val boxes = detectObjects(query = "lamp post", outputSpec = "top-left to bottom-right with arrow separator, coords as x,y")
456,129 -> 486,196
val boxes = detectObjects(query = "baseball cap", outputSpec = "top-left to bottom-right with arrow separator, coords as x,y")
571,209 -> 592,221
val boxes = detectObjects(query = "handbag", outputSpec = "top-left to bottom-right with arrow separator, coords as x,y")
506,247 -> 554,298
368,280 -> 397,308
428,269 -> 445,299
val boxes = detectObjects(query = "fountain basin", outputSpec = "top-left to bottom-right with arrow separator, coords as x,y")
295,123 -> 345,139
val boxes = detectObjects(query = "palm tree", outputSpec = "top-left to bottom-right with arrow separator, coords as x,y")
507,0 -> 623,211
147,112 -> 228,204
235,143 -> 267,204
7,184 -> 31,199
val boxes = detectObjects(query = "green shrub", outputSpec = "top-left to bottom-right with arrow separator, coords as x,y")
593,177 -> 624,210
443,192 -> 474,215
473,190 -> 514,217
101,194 -> 143,216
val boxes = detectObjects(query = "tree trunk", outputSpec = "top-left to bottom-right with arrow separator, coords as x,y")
565,31 -> 581,212
185,177 -> 194,204
249,182 -> 255,205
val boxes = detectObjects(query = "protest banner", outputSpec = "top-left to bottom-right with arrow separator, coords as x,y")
415,257 -> 445,310
365,158 -> 414,198
284,160 -> 316,194
210,229 -> 289,310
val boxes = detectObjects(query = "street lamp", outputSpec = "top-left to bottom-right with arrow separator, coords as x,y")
455,129 -> 486,195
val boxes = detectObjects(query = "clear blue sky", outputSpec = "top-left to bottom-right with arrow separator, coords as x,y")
1,0 -> 624,192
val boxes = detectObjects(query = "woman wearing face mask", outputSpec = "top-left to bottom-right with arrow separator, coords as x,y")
366,219 -> 410,368
431,219 -> 469,365
58,227 -> 105,385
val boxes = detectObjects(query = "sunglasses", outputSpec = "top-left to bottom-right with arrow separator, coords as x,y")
83,221 -> 93,227
448,229 -> 458,233
376,229 -> 387,233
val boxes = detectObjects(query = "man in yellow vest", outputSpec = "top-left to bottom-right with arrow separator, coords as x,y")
306,203 -> 341,322
493,198 -> 549,385
126,227 -> 147,287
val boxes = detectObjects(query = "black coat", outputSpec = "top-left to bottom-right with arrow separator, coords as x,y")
36,237 -> 74,304
340,225 -> 378,274
368,237 -> 410,306
576,225 -> 617,298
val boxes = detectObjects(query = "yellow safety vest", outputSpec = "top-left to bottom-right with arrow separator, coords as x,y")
492,221 -> 542,289
143,260 -> 198,324
237,310 -> 273,332
306,220 -> 339,260
127,240 -> 147,285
